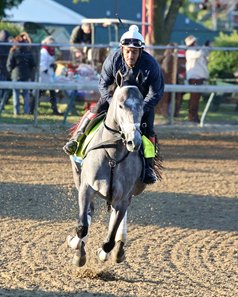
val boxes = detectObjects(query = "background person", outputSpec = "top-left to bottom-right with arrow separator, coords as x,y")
70,23 -> 92,64
38,35 -> 62,115
63,25 -> 164,184
70,23 -> 92,44
185,35 -> 210,123
0,30 -> 12,112
6,34 -> 35,115
158,43 -> 185,119
157,43 -> 178,118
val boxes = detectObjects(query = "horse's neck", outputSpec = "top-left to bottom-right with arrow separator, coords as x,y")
101,103 -> 126,157
104,101 -> 119,134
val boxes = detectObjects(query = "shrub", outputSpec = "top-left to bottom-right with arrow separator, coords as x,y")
0,22 -> 22,38
209,31 -> 238,78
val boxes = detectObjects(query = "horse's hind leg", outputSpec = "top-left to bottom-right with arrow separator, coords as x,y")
112,240 -> 125,263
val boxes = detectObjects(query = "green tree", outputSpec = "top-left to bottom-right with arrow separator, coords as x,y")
0,22 -> 21,37
208,31 -> 238,78
153,0 -> 185,45
0,0 -> 24,19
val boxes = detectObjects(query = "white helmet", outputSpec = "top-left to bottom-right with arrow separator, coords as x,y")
120,25 -> 145,48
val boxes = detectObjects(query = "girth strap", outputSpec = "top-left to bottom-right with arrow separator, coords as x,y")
104,149 -> 130,208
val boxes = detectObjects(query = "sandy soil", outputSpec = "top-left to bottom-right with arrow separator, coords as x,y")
0,124 -> 238,297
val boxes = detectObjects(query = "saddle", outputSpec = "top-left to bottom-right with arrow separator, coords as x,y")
76,114 -> 105,158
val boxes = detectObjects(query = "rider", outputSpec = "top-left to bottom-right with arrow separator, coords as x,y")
63,25 -> 164,184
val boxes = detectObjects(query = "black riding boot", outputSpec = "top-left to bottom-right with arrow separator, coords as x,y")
63,110 -> 97,155
143,157 -> 157,184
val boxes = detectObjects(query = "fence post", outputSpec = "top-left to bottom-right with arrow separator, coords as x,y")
33,45 -> 41,127
169,48 -> 178,125
200,92 -> 215,127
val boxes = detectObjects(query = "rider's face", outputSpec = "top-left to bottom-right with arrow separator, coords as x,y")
122,47 -> 140,68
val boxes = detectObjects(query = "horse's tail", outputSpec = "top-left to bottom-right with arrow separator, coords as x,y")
154,136 -> 163,181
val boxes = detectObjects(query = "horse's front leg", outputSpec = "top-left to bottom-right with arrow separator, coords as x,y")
67,184 -> 95,267
97,201 -> 129,263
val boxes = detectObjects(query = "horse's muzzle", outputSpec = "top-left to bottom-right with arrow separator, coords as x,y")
122,126 -> 142,152
126,138 -> 142,152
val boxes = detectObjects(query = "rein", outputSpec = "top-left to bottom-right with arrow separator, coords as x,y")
103,120 -> 121,135
83,118 -> 123,157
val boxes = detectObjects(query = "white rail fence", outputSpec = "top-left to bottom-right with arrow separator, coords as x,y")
0,81 -> 237,127
1,81 -> 238,92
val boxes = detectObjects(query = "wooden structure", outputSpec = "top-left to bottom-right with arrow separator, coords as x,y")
142,0 -> 154,44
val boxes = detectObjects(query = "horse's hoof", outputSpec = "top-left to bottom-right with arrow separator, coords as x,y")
72,253 -> 86,267
72,242 -> 86,267
66,235 -> 80,250
97,248 -> 109,262
112,241 -> 125,263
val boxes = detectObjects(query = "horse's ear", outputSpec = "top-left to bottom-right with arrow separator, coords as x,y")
116,70 -> 123,87
136,70 -> 144,85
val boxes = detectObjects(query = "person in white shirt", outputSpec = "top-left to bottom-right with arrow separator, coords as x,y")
39,36 -> 62,115
185,35 -> 210,123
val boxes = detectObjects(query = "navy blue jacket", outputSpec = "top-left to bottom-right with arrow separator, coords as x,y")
98,48 -> 164,109
7,46 -> 35,82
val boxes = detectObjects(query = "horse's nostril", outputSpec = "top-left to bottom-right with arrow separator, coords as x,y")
127,141 -> 133,147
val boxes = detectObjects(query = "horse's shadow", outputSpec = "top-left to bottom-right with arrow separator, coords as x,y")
1,182 -> 237,232
129,191 -> 238,231
0,288 -> 117,297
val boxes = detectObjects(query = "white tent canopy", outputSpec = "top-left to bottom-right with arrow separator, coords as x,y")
4,0 -> 84,25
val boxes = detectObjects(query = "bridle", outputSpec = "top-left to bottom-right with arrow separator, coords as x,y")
103,118 -> 142,144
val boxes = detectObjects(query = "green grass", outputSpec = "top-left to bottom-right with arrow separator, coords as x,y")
155,93 -> 238,125
177,94 -> 238,124
0,94 -> 237,127
0,97 -> 86,126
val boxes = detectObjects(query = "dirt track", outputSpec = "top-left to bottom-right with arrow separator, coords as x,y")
0,124 -> 238,297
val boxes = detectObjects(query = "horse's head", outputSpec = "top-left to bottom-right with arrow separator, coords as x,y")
110,70 -> 144,152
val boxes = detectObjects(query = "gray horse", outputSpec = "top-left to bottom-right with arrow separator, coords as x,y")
67,70 -> 160,266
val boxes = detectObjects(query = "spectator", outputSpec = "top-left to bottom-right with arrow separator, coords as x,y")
39,35 -> 63,115
0,30 -> 11,112
70,23 -> 92,64
175,49 -> 186,117
157,43 -> 184,119
185,35 -> 210,123
70,23 -> 91,44
6,34 -> 36,115
19,31 -> 36,76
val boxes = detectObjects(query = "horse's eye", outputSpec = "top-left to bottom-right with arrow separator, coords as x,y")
119,104 -> 123,109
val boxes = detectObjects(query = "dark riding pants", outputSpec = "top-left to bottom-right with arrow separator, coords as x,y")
188,78 -> 204,122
